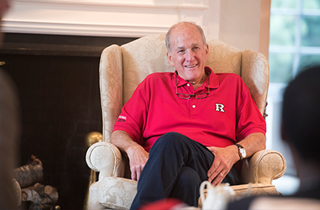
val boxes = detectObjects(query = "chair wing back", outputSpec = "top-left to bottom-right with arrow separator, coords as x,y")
121,34 -> 174,104
99,34 -> 269,142
241,50 -> 270,116
99,45 -> 123,142
205,39 -> 242,75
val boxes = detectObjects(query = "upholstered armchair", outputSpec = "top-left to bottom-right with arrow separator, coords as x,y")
85,34 -> 287,210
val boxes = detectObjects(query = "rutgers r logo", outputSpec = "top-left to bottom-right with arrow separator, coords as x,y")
215,103 -> 225,112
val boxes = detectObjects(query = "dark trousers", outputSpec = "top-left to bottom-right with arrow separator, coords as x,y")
130,132 -> 240,210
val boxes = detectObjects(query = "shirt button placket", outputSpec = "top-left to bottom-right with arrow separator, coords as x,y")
190,98 -> 198,118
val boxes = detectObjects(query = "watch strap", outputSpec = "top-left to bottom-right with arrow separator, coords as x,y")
235,144 -> 244,160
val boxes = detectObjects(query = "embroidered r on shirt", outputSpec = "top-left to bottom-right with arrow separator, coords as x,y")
215,103 -> 225,112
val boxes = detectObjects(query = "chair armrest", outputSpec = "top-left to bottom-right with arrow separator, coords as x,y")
241,150 -> 287,184
86,142 -> 124,180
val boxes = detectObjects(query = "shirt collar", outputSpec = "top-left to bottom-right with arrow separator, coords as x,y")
174,67 -> 220,89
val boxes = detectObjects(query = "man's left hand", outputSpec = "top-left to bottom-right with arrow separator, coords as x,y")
206,145 -> 239,185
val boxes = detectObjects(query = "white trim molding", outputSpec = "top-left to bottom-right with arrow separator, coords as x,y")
2,0 -> 268,53
2,0 -> 209,37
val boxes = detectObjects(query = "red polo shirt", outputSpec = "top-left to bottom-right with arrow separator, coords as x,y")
113,67 -> 266,152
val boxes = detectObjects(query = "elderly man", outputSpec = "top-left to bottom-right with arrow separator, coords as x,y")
110,22 -> 266,209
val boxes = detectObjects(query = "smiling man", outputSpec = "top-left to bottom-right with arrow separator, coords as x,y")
110,22 -> 266,209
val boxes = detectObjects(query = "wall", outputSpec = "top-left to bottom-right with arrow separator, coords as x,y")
3,0 -> 269,55
219,0 -> 262,52
259,0 -> 271,59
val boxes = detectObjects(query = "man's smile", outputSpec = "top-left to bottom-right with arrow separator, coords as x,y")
185,64 -> 197,68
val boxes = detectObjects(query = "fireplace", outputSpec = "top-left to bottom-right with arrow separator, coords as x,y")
0,33 -> 136,209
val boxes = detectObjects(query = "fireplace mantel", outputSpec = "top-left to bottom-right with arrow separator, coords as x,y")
3,0 -> 211,38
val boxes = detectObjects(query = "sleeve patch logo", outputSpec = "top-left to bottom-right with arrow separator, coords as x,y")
118,115 -> 127,122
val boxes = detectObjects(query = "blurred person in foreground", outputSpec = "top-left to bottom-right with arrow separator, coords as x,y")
227,65 -> 320,210
0,0 -> 21,209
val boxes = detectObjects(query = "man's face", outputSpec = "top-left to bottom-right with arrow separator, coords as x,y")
167,23 -> 209,83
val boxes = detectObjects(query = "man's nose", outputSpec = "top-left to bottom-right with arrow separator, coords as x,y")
185,50 -> 195,60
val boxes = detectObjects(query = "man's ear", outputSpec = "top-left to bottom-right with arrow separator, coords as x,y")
205,43 -> 209,60
167,52 -> 175,67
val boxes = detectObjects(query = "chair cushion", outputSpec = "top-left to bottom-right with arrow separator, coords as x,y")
97,177 -> 278,210
98,177 -> 137,210
231,183 -> 280,200
198,183 -> 280,208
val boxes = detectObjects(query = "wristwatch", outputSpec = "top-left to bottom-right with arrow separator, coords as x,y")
235,144 -> 246,160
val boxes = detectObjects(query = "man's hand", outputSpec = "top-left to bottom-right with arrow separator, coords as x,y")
110,130 -> 150,181
206,133 -> 266,185
206,145 -> 239,186
126,144 -> 149,181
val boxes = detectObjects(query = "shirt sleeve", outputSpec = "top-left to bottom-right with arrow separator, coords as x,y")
113,76 -> 150,145
235,77 -> 266,141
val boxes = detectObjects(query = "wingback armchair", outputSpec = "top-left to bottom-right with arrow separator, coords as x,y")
85,34 -> 287,210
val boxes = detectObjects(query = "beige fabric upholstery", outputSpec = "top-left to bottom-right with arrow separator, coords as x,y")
86,34 -> 286,210
240,150 -> 287,184
198,183 -> 279,208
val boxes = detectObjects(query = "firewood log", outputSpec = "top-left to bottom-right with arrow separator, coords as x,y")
21,183 -> 58,205
13,155 -> 43,188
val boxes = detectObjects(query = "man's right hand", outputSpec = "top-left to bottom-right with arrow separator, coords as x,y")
110,130 -> 149,181
126,144 -> 149,181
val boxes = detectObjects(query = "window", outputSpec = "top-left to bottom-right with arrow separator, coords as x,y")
267,0 -> 320,194
269,0 -> 320,83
